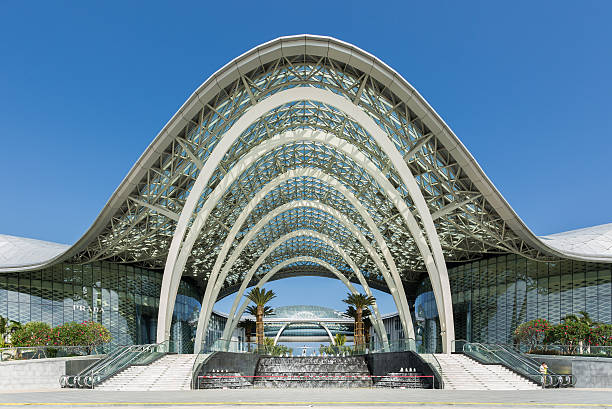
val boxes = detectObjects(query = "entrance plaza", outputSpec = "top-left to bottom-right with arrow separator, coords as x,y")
0,35 -> 611,401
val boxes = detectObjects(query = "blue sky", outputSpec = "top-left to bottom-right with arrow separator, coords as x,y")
1,2 -> 611,314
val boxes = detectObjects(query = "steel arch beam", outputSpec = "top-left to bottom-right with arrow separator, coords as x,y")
194,198 -> 411,348
220,255 -> 383,350
164,130 -> 421,349
167,130 -> 424,348
194,218 -> 393,352
194,198 -> 409,347
197,168 -> 415,343
193,229 -> 387,353
273,322 -> 335,346
159,87 -> 453,352
194,167 -> 415,340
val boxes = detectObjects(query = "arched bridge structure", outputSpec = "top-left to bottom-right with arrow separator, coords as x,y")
3,35 -> 611,354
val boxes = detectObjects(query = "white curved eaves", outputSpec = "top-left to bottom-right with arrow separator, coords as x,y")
1,35 -> 610,273
538,223 -> 612,260
0,235 -> 69,271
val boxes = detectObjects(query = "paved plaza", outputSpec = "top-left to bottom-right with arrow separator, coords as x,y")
0,388 -> 611,408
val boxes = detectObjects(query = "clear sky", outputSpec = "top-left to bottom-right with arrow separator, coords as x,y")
1,2 -> 610,314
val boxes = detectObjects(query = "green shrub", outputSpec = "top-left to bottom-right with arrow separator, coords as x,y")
53,321 -> 111,349
10,322 -> 52,347
513,318 -> 552,352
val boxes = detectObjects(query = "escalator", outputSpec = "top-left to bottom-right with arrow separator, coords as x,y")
463,343 -> 575,388
59,341 -> 169,389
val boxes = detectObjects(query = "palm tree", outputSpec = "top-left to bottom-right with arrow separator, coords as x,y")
345,306 -> 373,345
245,305 -> 274,318
238,319 -> 256,351
246,287 -> 276,346
342,293 -> 375,346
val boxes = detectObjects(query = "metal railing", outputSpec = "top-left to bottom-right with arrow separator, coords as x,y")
517,344 -> 612,358
419,353 -> 444,389
60,340 -> 169,389
462,342 -> 575,388
0,344 -> 113,362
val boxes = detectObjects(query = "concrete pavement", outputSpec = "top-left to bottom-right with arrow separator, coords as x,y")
0,388 -> 611,408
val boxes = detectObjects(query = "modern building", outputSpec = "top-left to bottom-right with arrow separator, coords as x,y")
0,35 -> 610,354
260,305 -> 353,344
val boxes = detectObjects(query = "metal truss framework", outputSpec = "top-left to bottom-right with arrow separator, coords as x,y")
10,36 -> 609,353
220,255 -> 384,350
194,228 -> 393,352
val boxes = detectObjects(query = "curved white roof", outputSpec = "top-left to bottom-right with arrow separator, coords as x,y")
0,35 -> 610,277
539,223 -> 612,260
0,234 -> 69,270
2,223 -> 610,271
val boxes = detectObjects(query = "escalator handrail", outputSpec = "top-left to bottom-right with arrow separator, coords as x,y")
463,342 -> 554,386
419,353 -> 444,389
496,344 -> 576,387
463,342 -> 575,387
64,341 -> 168,388
90,342 -> 167,388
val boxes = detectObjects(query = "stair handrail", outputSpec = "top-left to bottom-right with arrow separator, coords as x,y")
59,344 -> 131,388
497,344 -> 576,387
463,342 -> 574,388
90,341 -> 169,389
419,353 -> 444,389
464,342 -> 546,385
61,341 -> 169,389
191,350 -> 216,389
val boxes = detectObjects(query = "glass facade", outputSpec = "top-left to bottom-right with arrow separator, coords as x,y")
0,261 -> 202,353
263,305 -> 353,339
415,254 -> 612,352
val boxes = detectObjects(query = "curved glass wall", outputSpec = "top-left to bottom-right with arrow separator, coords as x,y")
0,261 -> 202,353
262,305 -> 353,340
416,254 -> 612,352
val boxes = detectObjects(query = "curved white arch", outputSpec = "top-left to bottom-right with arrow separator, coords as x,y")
193,229 -> 388,353
194,165 -> 416,343
160,128 -> 436,350
219,257 -> 385,351
161,87 -> 447,310
158,88 -> 453,351
273,322 -> 335,346
193,199 -> 411,348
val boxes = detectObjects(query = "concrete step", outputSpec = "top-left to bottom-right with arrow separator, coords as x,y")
96,354 -> 197,391
432,354 -> 538,390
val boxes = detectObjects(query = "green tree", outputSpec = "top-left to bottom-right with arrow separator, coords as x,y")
260,337 -> 292,356
334,333 -> 346,346
0,318 -> 22,346
245,305 -> 274,318
238,319 -> 256,351
245,288 -> 276,346
345,306 -> 373,345
0,315 -> 8,347
342,293 -> 375,346
52,321 -> 111,352
513,318 -> 552,352
10,322 -> 52,347
546,312 -> 606,354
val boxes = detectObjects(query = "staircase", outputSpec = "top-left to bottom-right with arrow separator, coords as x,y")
253,356 -> 372,388
374,372 -> 431,389
95,354 -> 197,391
433,354 -> 539,390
